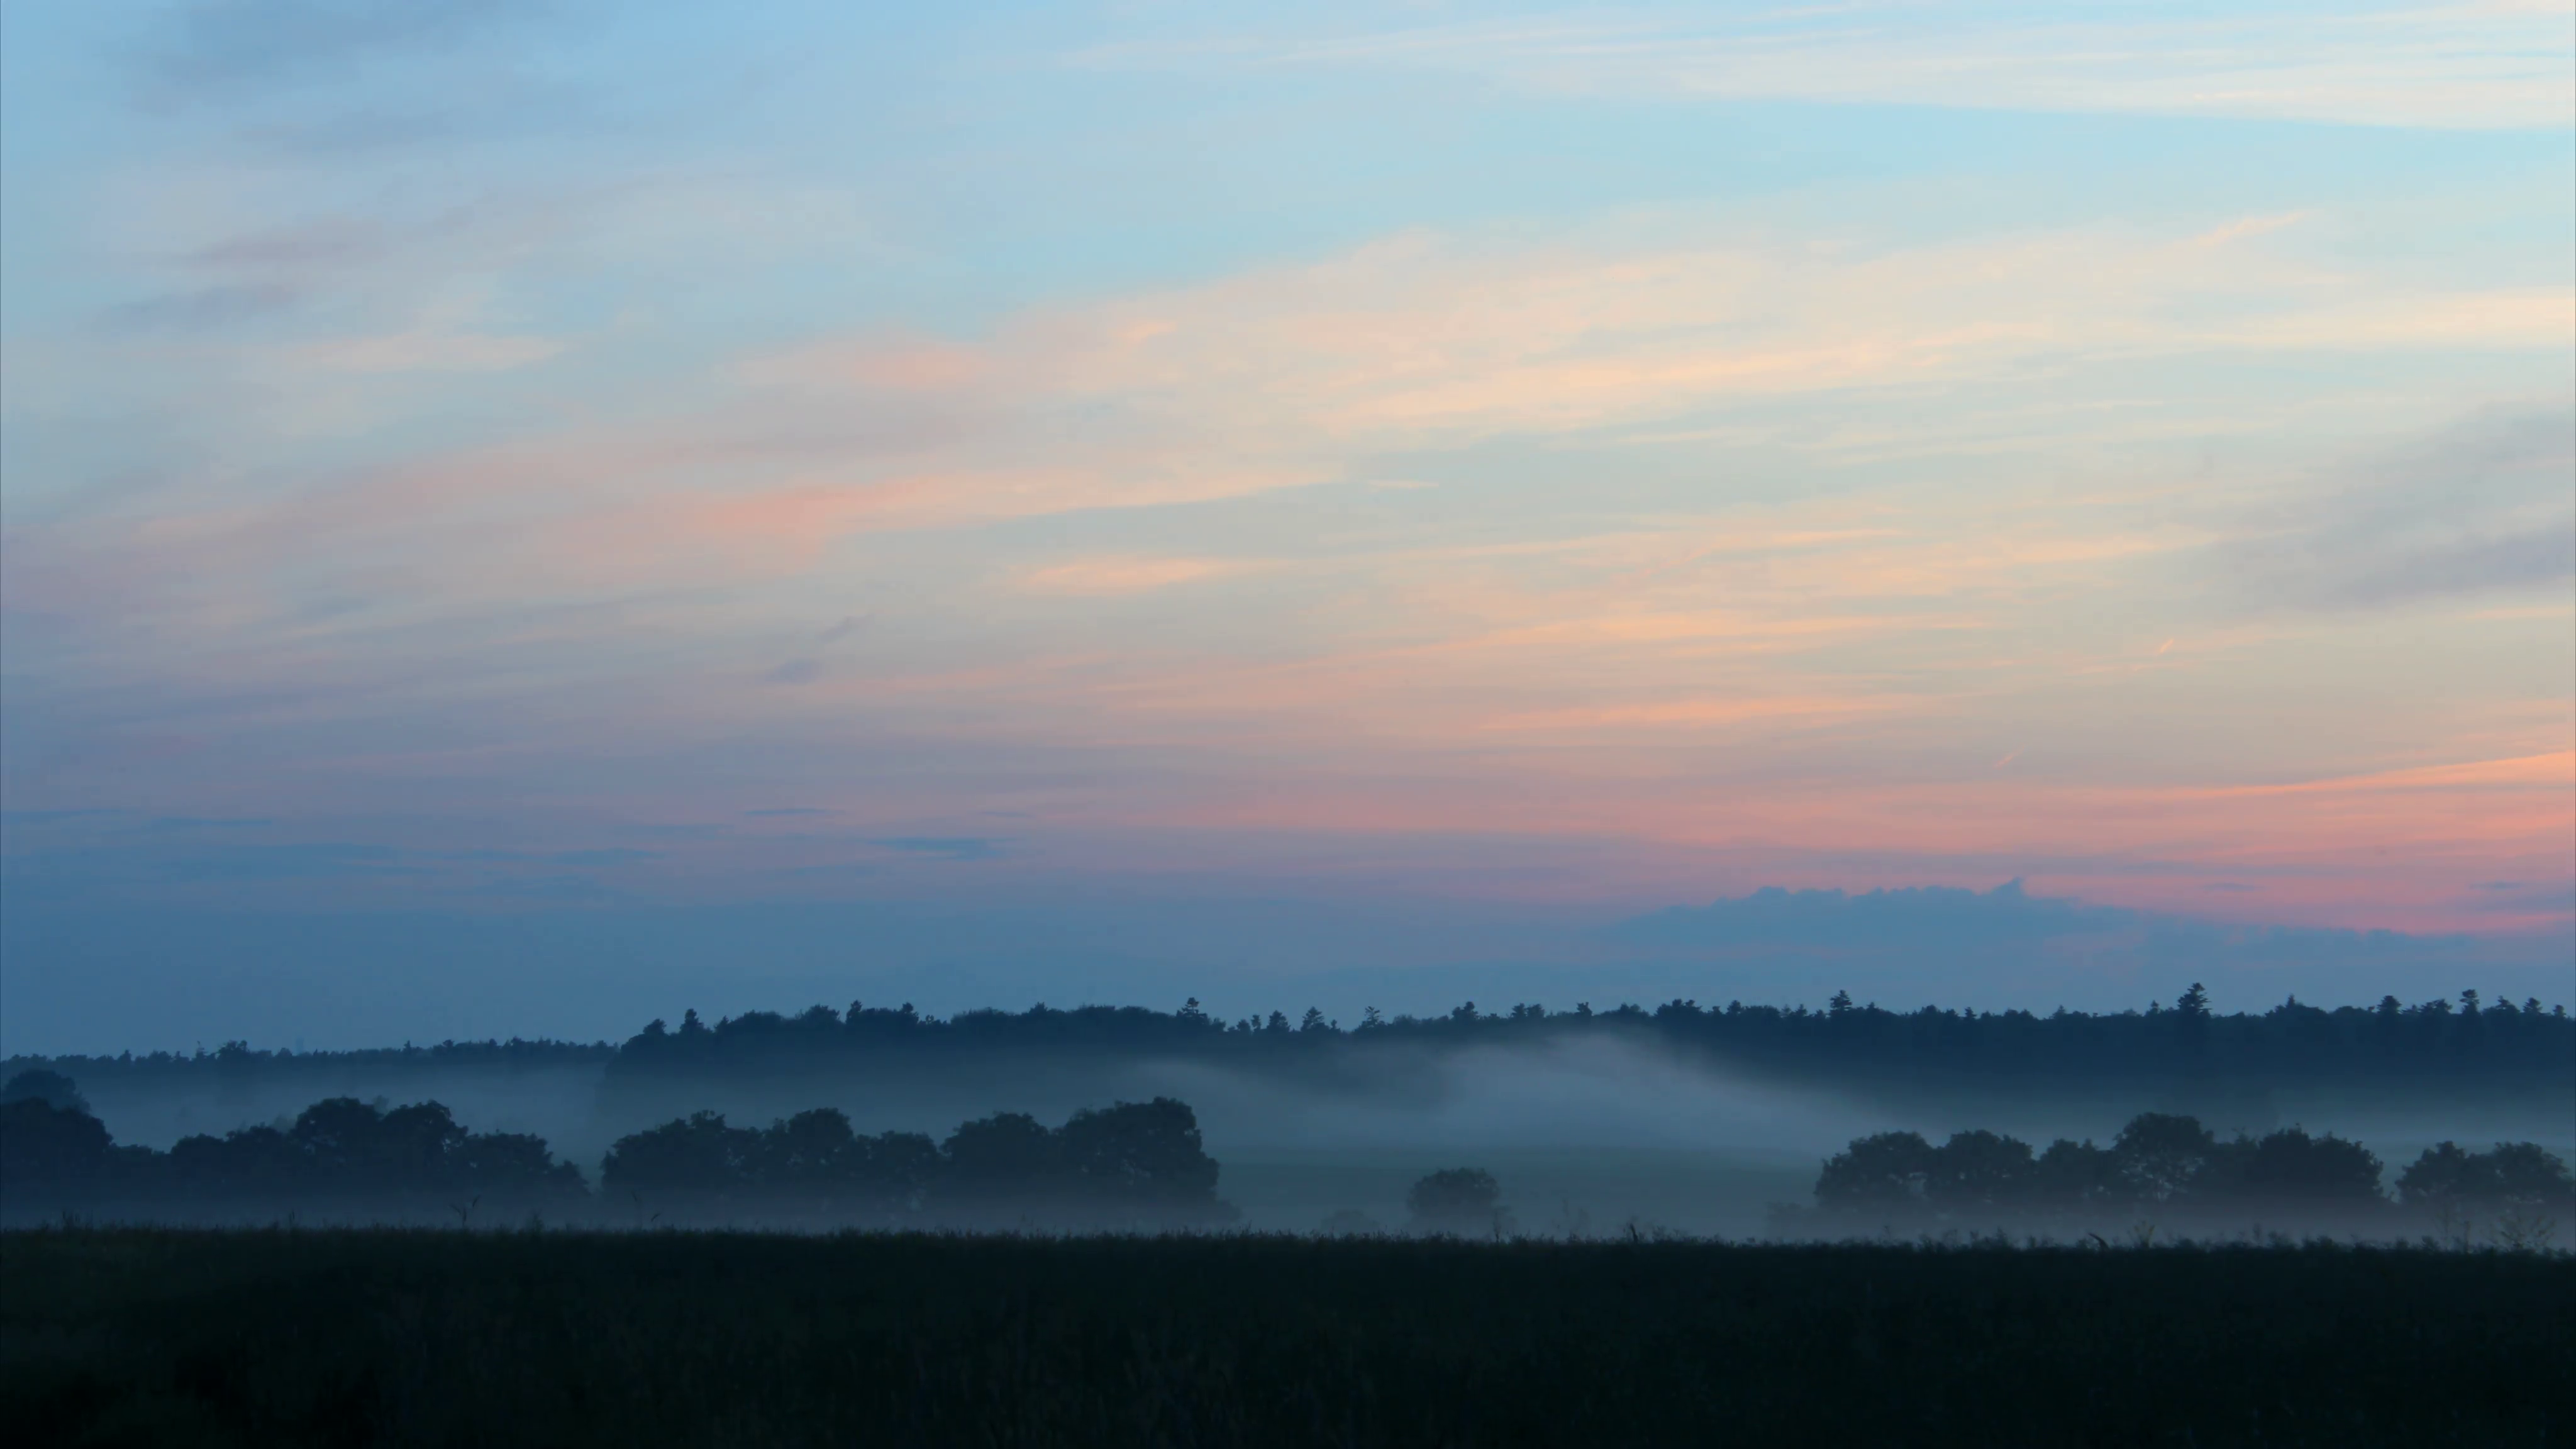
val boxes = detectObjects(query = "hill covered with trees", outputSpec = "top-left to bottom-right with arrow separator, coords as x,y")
596,983 -> 2573,1090
16,984 -> 2563,1104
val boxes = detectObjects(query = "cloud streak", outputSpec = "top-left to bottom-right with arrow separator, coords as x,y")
2202,407 -> 2576,610
143,0 -> 546,94
1085,1 -> 2576,130
30,210 -> 2551,630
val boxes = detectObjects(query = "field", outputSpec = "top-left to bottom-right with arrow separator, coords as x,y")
6,1229 -> 2570,1448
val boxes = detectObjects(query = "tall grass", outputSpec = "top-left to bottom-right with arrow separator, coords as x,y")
5,1227 -> 2568,1447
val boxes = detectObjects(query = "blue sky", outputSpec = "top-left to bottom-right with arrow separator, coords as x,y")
3,1 -> 2570,1053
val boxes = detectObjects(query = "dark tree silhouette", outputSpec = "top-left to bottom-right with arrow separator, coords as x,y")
601,1111 -> 759,1194
2398,1141 -> 2575,1209
0,1097 -> 113,1189
591,1097 -> 1233,1225
1923,1130 -> 2036,1208
758,1108 -> 862,1189
161,1097 -> 584,1201
1801,1113 -> 2534,1226
938,1111 -> 1061,1206
2173,982 -> 2212,1059
1407,1167 -> 1506,1236
1815,1131 -> 1936,1209
2233,1128 -> 2382,1206
2111,1113 -> 2219,1202
859,1131 -> 943,1211
1054,1098 -> 1224,1214
2028,1137 -> 2114,1209
2,1069 -> 89,1114
452,1130 -> 577,1193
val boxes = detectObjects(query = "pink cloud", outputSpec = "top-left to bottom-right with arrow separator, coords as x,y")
9,216 -> 2565,941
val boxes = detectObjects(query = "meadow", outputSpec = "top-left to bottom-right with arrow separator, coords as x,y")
5,1227 -> 2569,1448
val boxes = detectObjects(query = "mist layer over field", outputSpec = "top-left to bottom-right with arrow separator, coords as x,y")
38,1028 -> 2572,1238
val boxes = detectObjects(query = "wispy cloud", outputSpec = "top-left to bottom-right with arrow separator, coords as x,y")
1019,557 -> 1243,595
2201,407 -> 2576,611
874,836 -> 1006,862
1082,2 -> 2576,130
142,0 -> 547,96
104,282 -> 301,332
61,210 -> 2541,615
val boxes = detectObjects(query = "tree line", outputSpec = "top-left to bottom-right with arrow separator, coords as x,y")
596,1097 -> 1235,1228
11,983 -> 2568,1093
0,1069 -> 586,1220
1805,1111 -> 2573,1238
600,983 -> 2573,1087
3,1066 -> 1532,1238
0,1069 -> 1233,1229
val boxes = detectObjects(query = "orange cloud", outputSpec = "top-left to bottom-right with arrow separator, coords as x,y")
54,212 -> 2555,623
13,211 -> 2565,945
1019,557 -> 1242,595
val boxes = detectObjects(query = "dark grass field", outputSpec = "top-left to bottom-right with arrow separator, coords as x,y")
4,1228 -> 2570,1448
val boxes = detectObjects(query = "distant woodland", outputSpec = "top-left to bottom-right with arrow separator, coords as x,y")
13,984 -> 2570,1092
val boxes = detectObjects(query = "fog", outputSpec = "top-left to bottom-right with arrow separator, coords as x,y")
37,1031 -> 2572,1240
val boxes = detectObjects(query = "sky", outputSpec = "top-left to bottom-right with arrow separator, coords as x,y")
2,1 -> 2571,1054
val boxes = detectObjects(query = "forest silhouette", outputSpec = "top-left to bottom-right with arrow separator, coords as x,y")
13,982 -> 2569,1099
